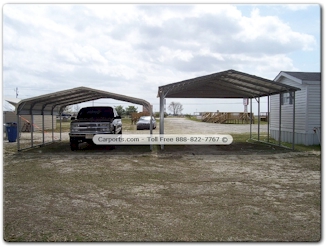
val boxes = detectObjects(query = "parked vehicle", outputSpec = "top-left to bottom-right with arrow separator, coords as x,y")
69,106 -> 122,150
56,113 -> 71,120
136,116 -> 156,130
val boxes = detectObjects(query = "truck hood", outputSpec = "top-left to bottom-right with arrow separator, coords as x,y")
72,118 -> 114,123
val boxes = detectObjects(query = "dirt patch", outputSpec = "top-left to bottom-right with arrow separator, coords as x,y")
3,118 -> 321,242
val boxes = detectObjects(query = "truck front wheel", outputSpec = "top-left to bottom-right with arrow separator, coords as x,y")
70,139 -> 79,151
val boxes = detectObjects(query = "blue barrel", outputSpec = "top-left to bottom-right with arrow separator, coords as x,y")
6,122 -> 18,142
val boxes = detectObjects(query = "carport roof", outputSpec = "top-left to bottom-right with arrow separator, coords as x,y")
158,69 -> 301,98
16,86 -> 152,115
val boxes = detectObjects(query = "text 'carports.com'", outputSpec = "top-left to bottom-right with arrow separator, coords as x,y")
92,134 -> 233,145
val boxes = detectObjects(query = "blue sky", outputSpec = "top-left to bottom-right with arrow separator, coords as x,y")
2,3 -> 321,114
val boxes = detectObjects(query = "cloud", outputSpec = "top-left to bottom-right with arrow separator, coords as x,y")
235,8 -> 316,52
2,4 -> 320,113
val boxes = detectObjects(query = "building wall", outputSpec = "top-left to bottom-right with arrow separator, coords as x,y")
270,79 -> 307,132
3,111 -> 57,131
307,84 -> 321,132
270,129 -> 320,146
269,76 -> 321,146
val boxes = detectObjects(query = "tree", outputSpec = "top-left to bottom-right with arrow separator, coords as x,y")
125,105 -> 138,116
73,104 -> 80,114
115,105 -> 125,117
154,112 -> 168,118
168,102 -> 183,116
63,106 -> 73,114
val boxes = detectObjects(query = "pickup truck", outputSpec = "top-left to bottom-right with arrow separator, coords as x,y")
69,106 -> 122,150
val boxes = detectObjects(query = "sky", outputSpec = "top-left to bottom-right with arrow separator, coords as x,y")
2,2 -> 321,115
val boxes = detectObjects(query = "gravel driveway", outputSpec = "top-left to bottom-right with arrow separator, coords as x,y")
161,117 -> 268,134
13,117 -> 267,144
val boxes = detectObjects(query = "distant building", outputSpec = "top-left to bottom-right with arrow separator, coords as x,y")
4,98 -> 57,131
4,111 -> 56,131
270,72 -> 321,145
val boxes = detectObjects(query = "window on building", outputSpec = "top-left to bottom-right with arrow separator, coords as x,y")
281,92 -> 293,105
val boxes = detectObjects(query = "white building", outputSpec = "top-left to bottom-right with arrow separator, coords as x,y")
270,72 -> 321,146
4,111 -> 56,132
4,98 -> 57,132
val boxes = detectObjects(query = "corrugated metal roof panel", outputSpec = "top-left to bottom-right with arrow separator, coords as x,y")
158,69 -> 301,99
16,86 -> 152,115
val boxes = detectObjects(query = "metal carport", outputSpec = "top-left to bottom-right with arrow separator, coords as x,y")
158,69 -> 301,149
15,86 -> 154,151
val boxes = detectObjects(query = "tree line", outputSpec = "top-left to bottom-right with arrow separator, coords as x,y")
115,102 -> 183,117
64,101 -> 183,117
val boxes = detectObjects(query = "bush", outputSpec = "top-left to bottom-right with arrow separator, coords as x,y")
154,112 -> 168,118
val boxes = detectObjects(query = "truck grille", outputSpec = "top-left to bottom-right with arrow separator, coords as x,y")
71,122 -> 111,133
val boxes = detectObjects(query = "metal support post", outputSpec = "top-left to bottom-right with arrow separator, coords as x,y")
31,114 -> 34,147
279,93 -> 282,146
267,96 -> 270,143
42,114 -> 45,145
257,97 -> 260,141
159,93 -> 165,150
250,98 -> 252,139
52,113 -> 54,141
17,114 -> 20,151
60,114 -> 62,140
292,92 -> 296,150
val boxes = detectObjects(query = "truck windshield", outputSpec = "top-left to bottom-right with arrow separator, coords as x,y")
77,107 -> 115,119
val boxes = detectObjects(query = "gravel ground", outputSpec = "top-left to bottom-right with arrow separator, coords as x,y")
11,117 -> 267,143
3,117 -> 321,242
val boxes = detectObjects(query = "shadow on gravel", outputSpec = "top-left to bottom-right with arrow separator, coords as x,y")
21,141 -> 153,155
19,140 -> 293,156
157,142 -> 293,155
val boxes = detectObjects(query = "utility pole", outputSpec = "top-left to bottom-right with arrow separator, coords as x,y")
243,98 -> 248,113
14,87 -> 19,98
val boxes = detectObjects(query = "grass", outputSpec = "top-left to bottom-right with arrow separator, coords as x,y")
54,120 -> 70,132
230,132 -> 320,152
259,137 -> 321,152
184,115 -> 202,122
54,118 -> 136,133
184,117 -> 320,152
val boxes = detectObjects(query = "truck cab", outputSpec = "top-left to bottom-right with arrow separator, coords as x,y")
69,106 -> 122,150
